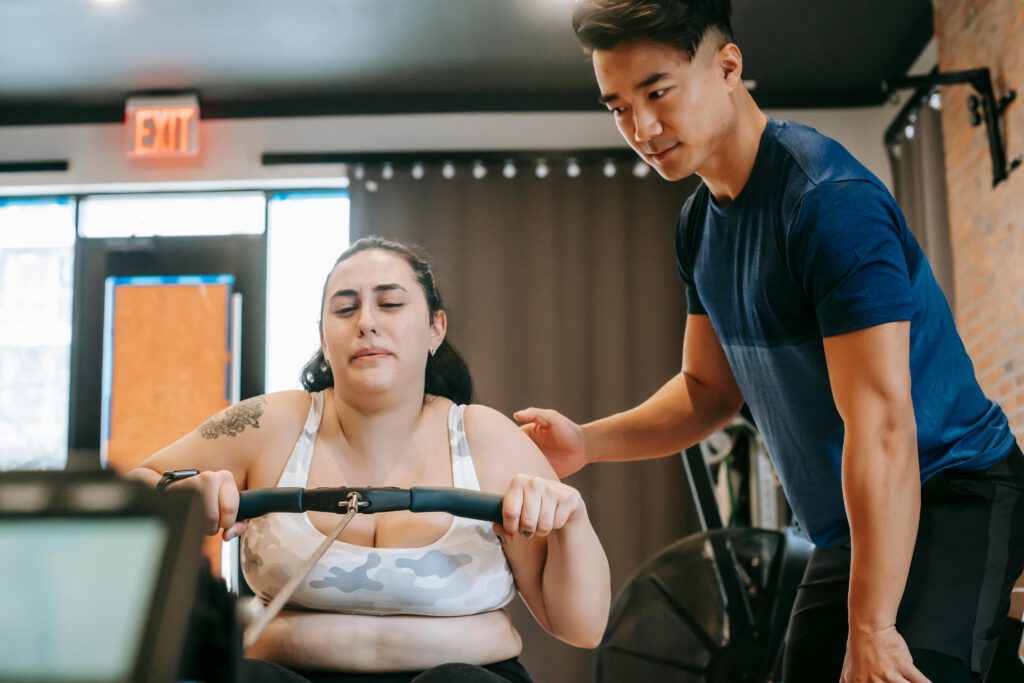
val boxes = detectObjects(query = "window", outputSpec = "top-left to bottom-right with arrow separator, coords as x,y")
265,191 -> 350,393
0,197 -> 76,470
78,192 -> 265,238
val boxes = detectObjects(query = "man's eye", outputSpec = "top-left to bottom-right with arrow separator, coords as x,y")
649,88 -> 670,101
610,106 -> 627,116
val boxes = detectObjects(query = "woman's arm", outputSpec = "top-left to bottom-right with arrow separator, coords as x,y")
467,405 -> 611,649
124,390 -> 310,536
248,609 -> 522,672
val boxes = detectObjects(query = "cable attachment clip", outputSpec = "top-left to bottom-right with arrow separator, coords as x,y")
338,491 -> 369,512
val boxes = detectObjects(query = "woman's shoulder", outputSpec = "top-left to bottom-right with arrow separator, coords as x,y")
461,404 -> 556,486
202,390 -> 312,442
461,403 -> 525,446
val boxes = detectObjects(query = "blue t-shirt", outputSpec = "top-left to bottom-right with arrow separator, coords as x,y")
675,119 -> 1014,547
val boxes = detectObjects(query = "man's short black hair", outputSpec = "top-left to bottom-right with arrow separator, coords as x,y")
572,0 -> 734,59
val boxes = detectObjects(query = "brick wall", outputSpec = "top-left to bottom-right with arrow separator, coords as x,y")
933,0 -> 1024,442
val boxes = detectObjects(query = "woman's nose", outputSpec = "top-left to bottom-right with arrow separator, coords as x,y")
357,307 -> 378,336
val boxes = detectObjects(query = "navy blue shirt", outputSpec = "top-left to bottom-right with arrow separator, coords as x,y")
676,119 -> 1014,547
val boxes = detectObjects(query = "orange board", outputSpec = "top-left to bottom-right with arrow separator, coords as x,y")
101,275 -> 236,573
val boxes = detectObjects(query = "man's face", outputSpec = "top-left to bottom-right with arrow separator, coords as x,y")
593,39 -> 736,181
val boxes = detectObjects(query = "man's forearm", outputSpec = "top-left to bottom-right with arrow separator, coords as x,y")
843,423 -> 920,632
583,371 -> 740,464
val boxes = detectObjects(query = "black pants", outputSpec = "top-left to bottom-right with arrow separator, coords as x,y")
784,443 -> 1024,682
240,657 -> 532,683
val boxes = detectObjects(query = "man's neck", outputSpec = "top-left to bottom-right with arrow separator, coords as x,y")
698,93 -> 768,205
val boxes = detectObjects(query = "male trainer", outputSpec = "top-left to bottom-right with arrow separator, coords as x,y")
515,2 -> 1024,681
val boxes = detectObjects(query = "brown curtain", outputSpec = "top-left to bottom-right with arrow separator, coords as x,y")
350,161 -> 702,681
888,104 -> 956,307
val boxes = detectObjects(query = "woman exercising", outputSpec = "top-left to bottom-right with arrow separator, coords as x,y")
128,236 -> 610,682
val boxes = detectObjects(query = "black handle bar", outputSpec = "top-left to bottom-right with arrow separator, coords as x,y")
237,486 -> 504,525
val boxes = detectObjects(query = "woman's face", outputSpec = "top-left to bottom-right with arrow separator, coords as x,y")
320,249 -> 445,400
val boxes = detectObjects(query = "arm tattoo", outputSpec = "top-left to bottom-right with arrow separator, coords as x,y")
198,396 -> 268,440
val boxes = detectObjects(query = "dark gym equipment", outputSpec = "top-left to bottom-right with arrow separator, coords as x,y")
596,443 -> 812,683
0,470 -> 504,683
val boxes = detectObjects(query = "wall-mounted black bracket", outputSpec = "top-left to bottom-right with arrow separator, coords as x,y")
883,68 -> 1020,187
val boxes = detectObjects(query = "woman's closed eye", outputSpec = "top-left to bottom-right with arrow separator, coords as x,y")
333,302 -> 358,316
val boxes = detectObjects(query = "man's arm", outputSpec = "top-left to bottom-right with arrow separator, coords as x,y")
517,314 -> 743,477
585,313 -> 744,462
822,321 -> 928,682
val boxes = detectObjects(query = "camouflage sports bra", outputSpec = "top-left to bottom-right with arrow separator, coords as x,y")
241,393 -> 516,616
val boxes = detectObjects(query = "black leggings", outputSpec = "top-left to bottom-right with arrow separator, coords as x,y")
240,658 -> 532,683
783,443 -> 1024,682
784,645 -> 980,683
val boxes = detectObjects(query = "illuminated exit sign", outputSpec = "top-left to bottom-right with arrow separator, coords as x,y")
125,95 -> 200,158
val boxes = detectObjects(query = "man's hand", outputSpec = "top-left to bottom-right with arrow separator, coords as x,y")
841,625 -> 929,683
513,408 -> 588,478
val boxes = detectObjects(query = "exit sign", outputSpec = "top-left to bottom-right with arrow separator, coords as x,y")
125,95 -> 200,158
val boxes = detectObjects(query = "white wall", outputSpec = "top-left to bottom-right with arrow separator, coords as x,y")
0,107 -> 897,195
0,112 -> 628,196
0,37 -> 937,196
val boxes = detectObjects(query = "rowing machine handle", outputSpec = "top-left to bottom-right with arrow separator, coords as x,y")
236,486 -> 503,525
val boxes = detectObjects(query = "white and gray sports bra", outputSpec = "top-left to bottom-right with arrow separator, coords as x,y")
240,392 -> 516,616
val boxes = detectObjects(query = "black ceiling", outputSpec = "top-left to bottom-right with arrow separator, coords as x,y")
0,0 -> 933,126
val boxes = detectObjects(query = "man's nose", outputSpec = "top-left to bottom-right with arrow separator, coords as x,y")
633,107 -> 662,144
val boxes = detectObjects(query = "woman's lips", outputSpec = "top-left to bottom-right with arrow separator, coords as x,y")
351,349 -> 392,362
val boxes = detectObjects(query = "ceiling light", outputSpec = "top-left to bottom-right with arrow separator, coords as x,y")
472,161 -> 488,179
535,159 -> 550,179
602,159 -> 617,178
352,164 -> 366,181
411,162 -> 425,179
928,91 -> 942,111
365,180 -> 379,193
381,162 -> 394,181
566,158 -> 581,178
904,124 -> 916,140
502,160 -> 517,179
441,161 -> 456,179
632,160 -> 651,178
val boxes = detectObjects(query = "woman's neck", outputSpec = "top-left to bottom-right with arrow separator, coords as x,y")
325,388 -> 434,479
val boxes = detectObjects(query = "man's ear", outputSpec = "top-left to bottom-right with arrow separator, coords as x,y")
717,43 -> 744,90
430,310 -> 448,350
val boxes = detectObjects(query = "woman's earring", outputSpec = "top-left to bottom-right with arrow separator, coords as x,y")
320,360 -> 330,372
429,346 -> 437,358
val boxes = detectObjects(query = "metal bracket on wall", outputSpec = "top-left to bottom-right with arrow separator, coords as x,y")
883,68 -> 1020,188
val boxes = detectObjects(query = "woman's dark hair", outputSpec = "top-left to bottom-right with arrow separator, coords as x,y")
572,0 -> 733,59
300,236 -> 474,405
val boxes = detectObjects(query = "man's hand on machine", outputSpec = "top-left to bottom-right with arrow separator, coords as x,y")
841,625 -> 930,683
513,408 -> 589,478
494,473 -> 586,543
165,470 -> 248,541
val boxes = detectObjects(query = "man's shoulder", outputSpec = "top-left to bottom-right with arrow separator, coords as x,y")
769,119 -> 880,188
